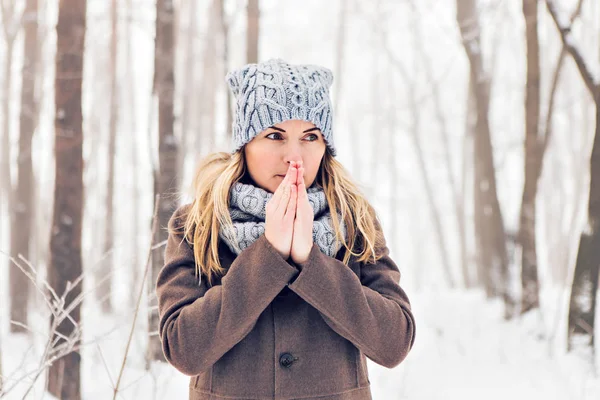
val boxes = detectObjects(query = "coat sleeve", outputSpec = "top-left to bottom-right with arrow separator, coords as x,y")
287,234 -> 416,369
156,205 -> 299,376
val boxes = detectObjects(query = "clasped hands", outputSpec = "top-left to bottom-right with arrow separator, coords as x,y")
264,161 -> 314,265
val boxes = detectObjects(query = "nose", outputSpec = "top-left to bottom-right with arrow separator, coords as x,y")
283,141 -> 303,166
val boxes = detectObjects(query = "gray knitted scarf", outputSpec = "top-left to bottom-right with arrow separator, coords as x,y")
219,181 -> 346,258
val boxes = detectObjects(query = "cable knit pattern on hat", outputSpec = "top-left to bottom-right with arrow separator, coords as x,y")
219,181 -> 346,257
226,58 -> 336,156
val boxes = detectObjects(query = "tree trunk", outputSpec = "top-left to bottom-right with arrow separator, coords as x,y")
29,0 -> 49,272
0,334 -> 3,393
410,201 -> 424,291
410,1 -> 467,288
381,14 -> 455,288
333,0 -> 347,116
10,0 -> 39,333
85,80 -> 102,269
246,0 -> 259,63
125,0 -> 140,308
1,35 -> 15,249
463,80 -> 476,288
542,0 -> 584,286
567,102 -> 600,352
456,0 -> 511,317
407,103 -> 455,288
148,0 -> 177,363
97,0 -> 118,314
385,63 -> 399,252
546,0 -> 600,354
47,0 -> 86,398
519,0 -> 541,314
195,0 -> 219,155
561,131 -> 587,286
178,0 -> 197,188
367,0 -> 386,188
218,0 -> 232,137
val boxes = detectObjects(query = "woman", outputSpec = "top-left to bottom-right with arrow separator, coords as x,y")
156,58 -> 416,400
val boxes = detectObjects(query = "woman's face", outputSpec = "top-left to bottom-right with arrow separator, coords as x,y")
243,119 -> 327,194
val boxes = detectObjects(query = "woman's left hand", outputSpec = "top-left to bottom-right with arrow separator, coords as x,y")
290,164 -> 314,265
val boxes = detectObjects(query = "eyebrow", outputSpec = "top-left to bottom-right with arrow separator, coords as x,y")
268,126 -> 321,134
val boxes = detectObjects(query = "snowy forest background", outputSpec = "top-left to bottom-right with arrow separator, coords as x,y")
0,0 -> 600,398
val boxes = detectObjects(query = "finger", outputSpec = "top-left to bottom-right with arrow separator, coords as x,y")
275,180 -> 292,215
298,169 -> 312,214
280,163 -> 297,189
285,184 -> 297,219
289,161 -> 298,185
277,163 -> 299,211
275,163 -> 298,207
297,167 -> 306,194
271,163 -> 294,210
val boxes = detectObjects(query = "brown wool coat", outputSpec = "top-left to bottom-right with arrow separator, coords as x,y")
156,204 -> 416,400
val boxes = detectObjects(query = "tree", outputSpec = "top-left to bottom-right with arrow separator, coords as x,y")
0,331 -> 3,392
519,0 -> 542,314
97,0 -> 119,313
46,0 -> 86,397
9,0 -> 39,333
456,0 -> 511,317
178,0 -> 198,189
410,0 -> 468,288
546,0 -> 600,353
333,0 -> 347,116
542,0 -> 585,287
383,39 -> 456,288
218,0 -> 232,135
0,1 -> 23,252
194,0 -> 219,155
148,0 -> 177,363
247,0 -> 259,63
125,0 -> 141,308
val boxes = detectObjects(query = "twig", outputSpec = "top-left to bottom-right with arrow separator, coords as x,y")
0,252 -> 55,313
545,0 -> 599,97
113,194 -> 160,399
542,0 -> 586,154
96,343 -> 116,389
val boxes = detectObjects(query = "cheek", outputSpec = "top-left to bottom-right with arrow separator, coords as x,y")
304,160 -> 321,180
305,152 -> 324,171
249,154 -> 278,179
248,149 -> 268,168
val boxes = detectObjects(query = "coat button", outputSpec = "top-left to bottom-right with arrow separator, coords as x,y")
279,352 -> 297,368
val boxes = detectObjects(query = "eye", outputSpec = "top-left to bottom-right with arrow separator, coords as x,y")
266,132 -> 283,140
265,132 -> 319,142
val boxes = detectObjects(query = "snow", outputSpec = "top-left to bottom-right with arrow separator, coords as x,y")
1,286 -> 598,399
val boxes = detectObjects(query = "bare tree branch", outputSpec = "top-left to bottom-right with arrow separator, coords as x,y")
545,0 -> 599,97
542,0 -> 586,154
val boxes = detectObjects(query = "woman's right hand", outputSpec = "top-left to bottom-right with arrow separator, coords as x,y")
265,161 -> 298,260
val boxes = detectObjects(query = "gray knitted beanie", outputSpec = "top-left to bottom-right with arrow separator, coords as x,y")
225,58 -> 336,156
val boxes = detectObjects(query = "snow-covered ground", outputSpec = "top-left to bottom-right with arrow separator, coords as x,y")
2,286 -> 598,399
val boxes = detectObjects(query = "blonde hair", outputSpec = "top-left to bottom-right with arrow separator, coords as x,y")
171,149 -> 386,286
